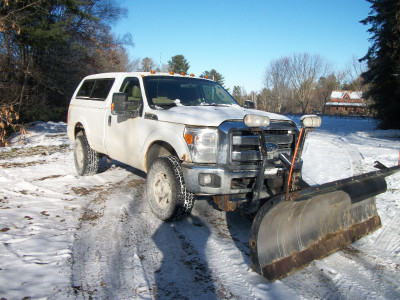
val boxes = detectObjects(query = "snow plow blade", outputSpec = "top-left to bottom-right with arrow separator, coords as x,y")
249,164 -> 400,281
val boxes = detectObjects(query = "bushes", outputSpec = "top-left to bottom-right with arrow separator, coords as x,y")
0,105 -> 26,147
20,105 -> 68,123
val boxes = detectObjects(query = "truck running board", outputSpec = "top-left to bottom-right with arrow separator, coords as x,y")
249,165 -> 400,281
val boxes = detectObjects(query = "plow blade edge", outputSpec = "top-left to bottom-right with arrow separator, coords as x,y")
249,165 -> 400,281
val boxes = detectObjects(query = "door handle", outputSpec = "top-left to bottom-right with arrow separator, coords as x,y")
108,115 -> 112,126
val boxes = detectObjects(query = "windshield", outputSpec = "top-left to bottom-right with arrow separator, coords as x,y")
143,76 -> 239,109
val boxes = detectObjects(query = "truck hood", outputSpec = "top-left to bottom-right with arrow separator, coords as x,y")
151,105 -> 292,127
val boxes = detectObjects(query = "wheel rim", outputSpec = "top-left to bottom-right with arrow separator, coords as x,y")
75,139 -> 84,169
153,171 -> 172,209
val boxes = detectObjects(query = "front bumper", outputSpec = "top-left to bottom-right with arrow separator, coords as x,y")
181,163 -> 280,195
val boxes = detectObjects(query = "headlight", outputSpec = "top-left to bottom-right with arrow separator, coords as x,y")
300,115 -> 321,128
184,127 -> 218,163
244,114 -> 270,127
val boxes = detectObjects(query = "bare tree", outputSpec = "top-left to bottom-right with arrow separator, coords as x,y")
264,57 -> 291,113
343,55 -> 368,91
248,91 -> 258,109
238,86 -> 247,106
156,63 -> 169,73
315,73 -> 341,114
257,88 -> 273,111
140,57 -> 156,72
288,53 -> 329,114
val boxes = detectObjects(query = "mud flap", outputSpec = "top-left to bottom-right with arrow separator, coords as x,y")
249,165 -> 400,281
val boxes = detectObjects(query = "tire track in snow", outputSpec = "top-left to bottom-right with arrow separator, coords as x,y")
302,132 -> 366,185
331,136 -> 366,176
125,193 -> 249,299
330,247 -> 399,299
71,175 -> 147,299
189,201 -> 300,300
124,187 -> 218,299
370,200 -> 400,261
71,172 -> 225,299
70,169 -> 297,299
283,243 -> 400,300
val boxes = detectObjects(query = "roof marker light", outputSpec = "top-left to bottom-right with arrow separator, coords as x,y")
151,70 -> 156,74
169,71 -> 174,75
190,73 -> 195,77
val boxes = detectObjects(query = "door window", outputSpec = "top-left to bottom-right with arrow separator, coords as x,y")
119,77 -> 143,110
76,78 -> 115,100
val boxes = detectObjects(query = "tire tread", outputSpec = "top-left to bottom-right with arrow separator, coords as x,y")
74,131 -> 99,176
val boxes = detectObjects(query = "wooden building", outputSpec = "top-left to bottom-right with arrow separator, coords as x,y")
325,91 -> 367,116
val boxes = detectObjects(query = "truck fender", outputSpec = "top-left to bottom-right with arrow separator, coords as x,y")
141,127 -> 190,172
68,117 -> 99,152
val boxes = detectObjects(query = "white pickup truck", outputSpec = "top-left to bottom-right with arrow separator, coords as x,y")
67,72 -> 400,281
67,72 -> 315,221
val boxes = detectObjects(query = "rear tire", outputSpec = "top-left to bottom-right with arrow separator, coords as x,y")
147,156 -> 194,221
74,131 -> 99,176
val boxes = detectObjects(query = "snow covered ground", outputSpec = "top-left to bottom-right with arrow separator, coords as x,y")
0,116 -> 399,299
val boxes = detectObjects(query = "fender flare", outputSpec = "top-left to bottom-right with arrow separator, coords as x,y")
140,125 -> 191,172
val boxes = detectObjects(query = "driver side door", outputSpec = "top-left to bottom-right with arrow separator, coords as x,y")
104,76 -> 144,168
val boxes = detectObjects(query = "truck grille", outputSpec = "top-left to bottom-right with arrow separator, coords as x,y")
230,129 -> 294,166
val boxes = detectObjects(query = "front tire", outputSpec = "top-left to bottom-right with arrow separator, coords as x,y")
74,131 -> 99,176
147,156 -> 194,221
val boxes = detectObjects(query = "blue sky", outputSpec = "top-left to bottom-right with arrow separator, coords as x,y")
112,0 -> 372,92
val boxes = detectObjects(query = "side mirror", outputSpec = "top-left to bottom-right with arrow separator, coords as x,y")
244,100 -> 255,109
111,93 -> 128,115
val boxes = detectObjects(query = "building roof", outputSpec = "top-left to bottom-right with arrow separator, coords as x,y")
326,102 -> 366,107
330,91 -> 363,100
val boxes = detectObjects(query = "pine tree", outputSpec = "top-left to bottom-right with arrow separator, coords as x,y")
232,86 -> 242,102
200,69 -> 225,87
360,0 -> 400,129
168,55 -> 190,74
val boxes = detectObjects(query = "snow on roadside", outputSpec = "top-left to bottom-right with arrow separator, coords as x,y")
0,122 -> 144,299
0,122 -> 83,298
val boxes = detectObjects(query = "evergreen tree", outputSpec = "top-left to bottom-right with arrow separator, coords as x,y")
232,86 -> 242,102
360,0 -> 400,129
200,69 -> 225,87
0,0 -> 132,123
168,55 -> 189,74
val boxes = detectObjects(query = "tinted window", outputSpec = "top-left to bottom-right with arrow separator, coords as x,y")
76,78 -> 115,100
76,80 -> 95,98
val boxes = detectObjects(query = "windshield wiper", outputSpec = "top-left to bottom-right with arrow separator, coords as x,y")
200,103 -> 233,107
